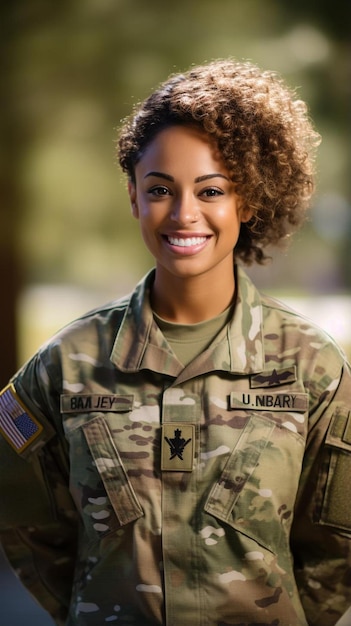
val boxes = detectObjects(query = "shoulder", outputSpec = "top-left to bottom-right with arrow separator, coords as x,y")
14,272 -> 154,387
236,265 -> 347,373
261,291 -> 334,340
4,293 -> 134,432
35,294 -> 131,360
260,291 -> 347,376
46,270 -> 154,349
9,293 -> 132,396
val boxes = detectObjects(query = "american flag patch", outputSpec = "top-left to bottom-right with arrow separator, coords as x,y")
0,384 -> 43,453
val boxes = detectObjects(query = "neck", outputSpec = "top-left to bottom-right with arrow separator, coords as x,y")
151,267 -> 236,324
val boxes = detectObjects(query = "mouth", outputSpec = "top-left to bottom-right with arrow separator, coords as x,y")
162,233 -> 212,256
166,235 -> 208,247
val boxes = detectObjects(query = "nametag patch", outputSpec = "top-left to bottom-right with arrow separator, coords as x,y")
230,391 -> 308,412
60,394 -> 134,413
0,384 -> 43,454
161,423 -> 195,472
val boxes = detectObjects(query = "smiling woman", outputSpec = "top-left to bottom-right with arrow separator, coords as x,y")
0,58 -> 350,626
128,125 -> 252,322
119,59 -> 320,265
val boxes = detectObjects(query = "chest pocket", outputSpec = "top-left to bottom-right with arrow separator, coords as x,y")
67,415 -> 143,540
316,409 -> 351,534
204,412 -> 305,554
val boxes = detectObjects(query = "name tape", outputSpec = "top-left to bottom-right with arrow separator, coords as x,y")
60,394 -> 134,413
230,391 -> 308,412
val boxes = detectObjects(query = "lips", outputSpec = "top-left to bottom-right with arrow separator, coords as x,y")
162,233 -> 212,256
167,236 -> 208,247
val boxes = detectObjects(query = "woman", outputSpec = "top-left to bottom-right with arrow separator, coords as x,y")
0,59 -> 350,626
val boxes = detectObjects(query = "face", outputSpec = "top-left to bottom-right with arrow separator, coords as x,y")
128,125 -> 252,287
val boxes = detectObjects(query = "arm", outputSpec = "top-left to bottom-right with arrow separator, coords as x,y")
0,358 -> 79,626
292,360 -> 351,626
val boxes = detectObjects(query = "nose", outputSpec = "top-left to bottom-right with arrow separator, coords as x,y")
170,193 -> 199,225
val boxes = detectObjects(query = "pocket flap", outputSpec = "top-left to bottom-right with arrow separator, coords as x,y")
204,415 -> 275,521
83,416 -> 143,526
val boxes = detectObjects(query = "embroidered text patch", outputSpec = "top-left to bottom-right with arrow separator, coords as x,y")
60,394 -> 134,413
230,391 -> 308,412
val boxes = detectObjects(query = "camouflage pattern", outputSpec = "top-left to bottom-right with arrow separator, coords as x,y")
0,266 -> 350,626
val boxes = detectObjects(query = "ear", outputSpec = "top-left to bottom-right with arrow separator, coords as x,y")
128,180 -> 139,219
240,208 -> 254,224
238,198 -> 254,224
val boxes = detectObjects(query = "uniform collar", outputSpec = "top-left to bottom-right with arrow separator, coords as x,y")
110,266 -> 264,378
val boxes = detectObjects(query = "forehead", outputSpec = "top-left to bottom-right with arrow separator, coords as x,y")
135,125 -> 226,175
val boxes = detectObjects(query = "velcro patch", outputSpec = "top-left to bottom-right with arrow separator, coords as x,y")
161,423 -> 195,472
60,394 -> 134,413
0,384 -> 43,454
250,366 -> 297,388
230,391 -> 308,412
326,409 -> 351,452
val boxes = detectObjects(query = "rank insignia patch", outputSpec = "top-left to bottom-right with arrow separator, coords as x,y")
0,384 -> 43,453
250,366 -> 297,388
161,423 -> 195,472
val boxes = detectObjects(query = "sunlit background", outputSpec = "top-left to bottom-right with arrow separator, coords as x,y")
1,0 -> 350,624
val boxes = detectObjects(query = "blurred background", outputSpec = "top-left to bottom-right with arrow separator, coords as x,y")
1,0 -> 350,623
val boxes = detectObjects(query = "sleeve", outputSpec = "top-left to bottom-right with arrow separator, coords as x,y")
0,354 -> 79,626
291,355 -> 351,626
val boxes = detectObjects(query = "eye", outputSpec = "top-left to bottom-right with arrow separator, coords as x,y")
148,185 -> 171,197
200,187 -> 224,198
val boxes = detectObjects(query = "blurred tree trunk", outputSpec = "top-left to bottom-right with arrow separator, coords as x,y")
0,7 -> 22,386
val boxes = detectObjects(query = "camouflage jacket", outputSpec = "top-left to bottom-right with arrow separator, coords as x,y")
0,267 -> 350,626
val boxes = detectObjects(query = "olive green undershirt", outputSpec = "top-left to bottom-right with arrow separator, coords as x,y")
153,306 -> 233,366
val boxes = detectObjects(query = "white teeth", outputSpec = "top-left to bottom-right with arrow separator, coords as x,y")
167,236 -> 207,247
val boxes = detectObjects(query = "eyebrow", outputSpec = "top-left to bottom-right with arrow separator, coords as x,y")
144,171 -> 230,183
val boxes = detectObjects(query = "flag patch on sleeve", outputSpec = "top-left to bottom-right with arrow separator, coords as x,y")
0,384 -> 43,453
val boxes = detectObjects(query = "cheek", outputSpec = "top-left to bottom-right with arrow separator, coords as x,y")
211,206 -> 241,229
138,211 -> 159,245
135,200 -> 153,221
138,201 -> 169,225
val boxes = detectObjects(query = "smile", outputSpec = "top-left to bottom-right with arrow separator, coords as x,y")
166,236 -> 208,247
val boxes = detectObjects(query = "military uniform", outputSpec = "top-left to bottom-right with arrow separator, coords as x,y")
0,266 -> 350,626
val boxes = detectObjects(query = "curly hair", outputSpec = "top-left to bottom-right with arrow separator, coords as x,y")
117,59 -> 321,264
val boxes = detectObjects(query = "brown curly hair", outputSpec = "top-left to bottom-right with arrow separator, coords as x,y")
117,59 -> 321,264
